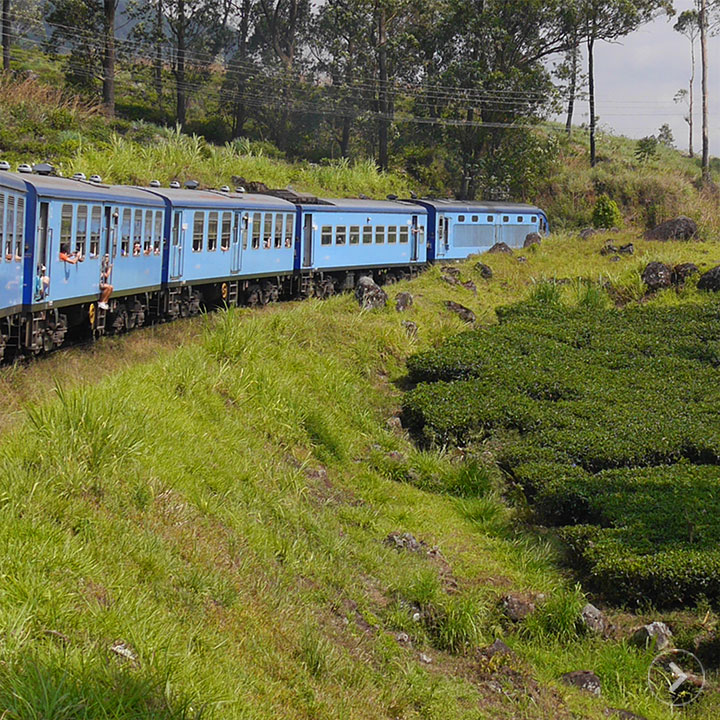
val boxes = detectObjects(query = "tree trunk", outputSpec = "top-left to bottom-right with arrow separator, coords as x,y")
700,0 -> 708,181
232,0 -> 250,139
154,0 -> 163,104
340,115 -> 351,158
377,6 -> 389,171
2,0 -> 10,72
689,35 -> 695,158
175,0 -> 187,127
565,40 -> 578,136
102,0 -> 115,114
588,33 -> 596,167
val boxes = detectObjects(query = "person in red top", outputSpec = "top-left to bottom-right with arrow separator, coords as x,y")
59,243 -> 82,264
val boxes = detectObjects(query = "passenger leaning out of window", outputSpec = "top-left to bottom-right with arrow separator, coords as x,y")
98,254 -> 113,310
59,242 -> 83,264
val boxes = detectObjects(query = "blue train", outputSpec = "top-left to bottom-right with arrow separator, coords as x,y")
0,163 -> 548,358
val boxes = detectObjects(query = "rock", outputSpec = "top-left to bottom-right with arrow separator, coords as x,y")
618,243 -> 634,255
517,256 -> 528,263
605,708 -> 648,719
609,256 -> 621,262
419,652 -> 432,664
474,262 -> 493,279
412,612 -> 421,622
386,416 -> 403,431
355,275 -> 388,309
110,641 -> 139,664
396,632 -> 410,643
644,216 -> 698,241
487,242 -> 513,254
580,227 -> 599,240
501,594 -> 536,622
600,243 -> 618,256
461,280 -> 477,294
697,265 -> 720,292
442,274 -> 459,285
441,265 -> 461,277
629,622 -> 673,651
481,639 -> 516,659
395,292 -> 413,311
384,531 -> 424,553
641,262 -> 673,291
386,451 -> 405,462
524,232 -> 541,248
673,262 -> 699,285
445,301 -> 475,324
561,670 -> 602,696
580,603 -> 609,635
402,320 -> 418,337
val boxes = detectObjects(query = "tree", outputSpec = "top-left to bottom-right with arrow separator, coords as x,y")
581,0 -> 673,166
2,0 -> 10,71
699,0 -> 709,181
674,9 -> 699,157
658,123 -> 674,147
635,135 -> 658,162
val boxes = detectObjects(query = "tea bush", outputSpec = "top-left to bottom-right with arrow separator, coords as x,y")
403,300 -> 720,606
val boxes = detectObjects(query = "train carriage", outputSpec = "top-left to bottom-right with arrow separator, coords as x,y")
411,199 -> 548,261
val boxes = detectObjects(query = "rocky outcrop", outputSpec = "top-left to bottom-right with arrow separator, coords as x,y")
524,233 -> 541,248
697,265 -> 720,292
561,670 -> 602,696
488,242 -> 513,254
641,262 -> 673,291
629,621 -> 673,651
355,275 -> 388,309
644,216 -> 698,241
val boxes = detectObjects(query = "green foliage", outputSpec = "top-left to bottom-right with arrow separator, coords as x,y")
635,135 -> 659,163
403,298 -> 720,606
591,193 -> 623,229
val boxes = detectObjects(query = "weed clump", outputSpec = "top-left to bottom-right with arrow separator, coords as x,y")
591,194 -> 622,229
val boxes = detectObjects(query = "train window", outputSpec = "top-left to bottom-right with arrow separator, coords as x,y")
399,226 -> 409,243
335,225 -> 346,245
458,215 -> 465,222
133,209 -> 143,255
487,215 -> 494,222
208,211 -> 218,251
362,225 -> 372,244
321,225 -> 332,246
15,197 -> 23,260
472,215 -> 478,222
76,205 -> 88,255
375,226 -> 385,244
121,209 -> 131,256
284,213 -> 294,247
143,210 -> 153,255
503,216 -> 509,223
192,212 -> 204,252
252,213 -> 261,249
220,212 -> 231,251
388,226 -> 397,243
5,196 -> 14,261
274,214 -> 282,248
349,225 -> 360,245
262,214 -> 272,249
531,215 -> 537,223
89,206 -> 102,257
517,216 -> 523,222
154,211 -> 162,254
0,194 -> 4,259
60,204 -> 73,255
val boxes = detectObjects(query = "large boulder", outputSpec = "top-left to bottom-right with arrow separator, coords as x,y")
445,301 -> 475,324
523,232 -> 541,248
355,275 -> 388,309
673,262 -> 699,286
487,242 -> 513,255
697,265 -> 720,292
642,262 -> 673,291
644,216 -> 698,241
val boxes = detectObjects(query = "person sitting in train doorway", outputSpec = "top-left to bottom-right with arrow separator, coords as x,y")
34,264 -> 50,300
59,242 -> 82,264
98,253 -> 113,310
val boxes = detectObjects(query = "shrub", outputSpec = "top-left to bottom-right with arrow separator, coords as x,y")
591,193 -> 623,228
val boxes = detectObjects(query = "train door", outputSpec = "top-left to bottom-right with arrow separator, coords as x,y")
35,201 -> 51,300
411,215 -> 420,261
170,210 -> 184,279
436,214 -> 447,258
230,211 -> 245,274
303,213 -> 313,267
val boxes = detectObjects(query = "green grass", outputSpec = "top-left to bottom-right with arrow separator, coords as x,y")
0,234 -> 719,718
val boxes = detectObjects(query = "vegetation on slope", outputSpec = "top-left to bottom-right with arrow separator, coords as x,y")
1,233 -> 720,719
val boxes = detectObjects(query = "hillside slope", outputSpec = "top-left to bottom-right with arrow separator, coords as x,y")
2,234 -> 720,719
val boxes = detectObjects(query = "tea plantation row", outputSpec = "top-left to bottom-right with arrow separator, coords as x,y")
403,299 -> 720,607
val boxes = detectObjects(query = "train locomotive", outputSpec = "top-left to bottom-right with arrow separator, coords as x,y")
0,162 -> 548,359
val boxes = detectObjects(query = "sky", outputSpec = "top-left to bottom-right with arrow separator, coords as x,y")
582,0 -> 720,155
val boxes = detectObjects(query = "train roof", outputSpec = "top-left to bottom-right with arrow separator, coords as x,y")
142,187 -> 296,211
296,197 -> 427,214
410,199 -> 543,214
0,172 -> 165,206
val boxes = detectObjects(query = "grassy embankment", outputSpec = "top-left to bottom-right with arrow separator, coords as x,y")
1,233 -> 720,719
